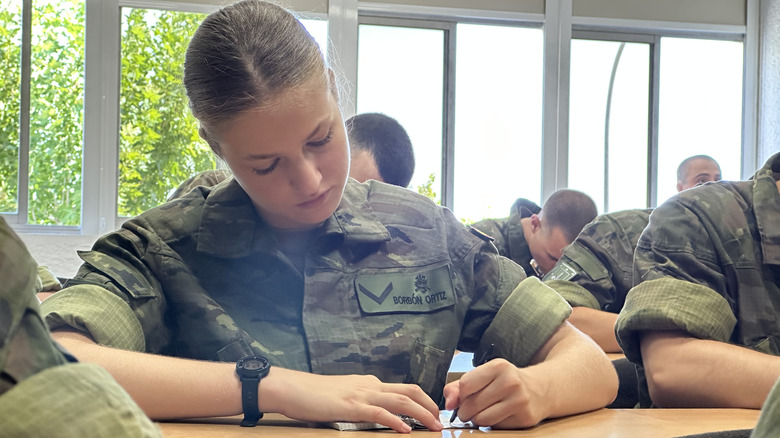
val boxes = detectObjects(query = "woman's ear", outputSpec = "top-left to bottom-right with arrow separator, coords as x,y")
200,126 -> 223,159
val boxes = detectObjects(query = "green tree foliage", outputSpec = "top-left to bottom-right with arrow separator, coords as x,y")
0,4 -> 21,214
28,1 -> 85,225
119,8 -> 213,217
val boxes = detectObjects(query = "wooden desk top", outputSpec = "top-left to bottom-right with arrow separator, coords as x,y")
158,408 -> 759,438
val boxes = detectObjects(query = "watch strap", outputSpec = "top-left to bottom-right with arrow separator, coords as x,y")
240,374 -> 262,427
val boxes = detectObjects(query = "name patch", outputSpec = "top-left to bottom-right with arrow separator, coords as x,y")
355,265 -> 456,314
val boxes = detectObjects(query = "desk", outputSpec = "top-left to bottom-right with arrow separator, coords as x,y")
159,409 -> 759,437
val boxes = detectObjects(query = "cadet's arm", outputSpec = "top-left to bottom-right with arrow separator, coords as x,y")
567,307 -> 621,353
641,330 -> 780,408
524,321 -> 619,419
50,329 -> 442,433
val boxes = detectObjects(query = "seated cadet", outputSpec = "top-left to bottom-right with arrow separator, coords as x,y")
676,154 -> 722,192
543,153 -> 724,353
544,209 -> 652,353
0,217 -> 160,437
346,112 -> 415,188
167,113 -> 415,202
616,152 -> 780,408
471,189 -> 598,278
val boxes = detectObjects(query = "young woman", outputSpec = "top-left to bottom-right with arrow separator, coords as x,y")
43,0 -> 617,432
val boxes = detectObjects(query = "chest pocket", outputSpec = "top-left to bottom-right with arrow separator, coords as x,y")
355,265 -> 456,314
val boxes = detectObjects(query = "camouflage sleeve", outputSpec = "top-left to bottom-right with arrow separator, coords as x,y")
41,284 -> 146,351
36,266 -> 62,292
616,277 -> 736,364
0,363 -> 161,437
615,198 -> 738,363
41,223 -> 171,353
481,276 -> 572,366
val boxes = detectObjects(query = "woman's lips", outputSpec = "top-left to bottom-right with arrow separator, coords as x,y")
297,188 -> 329,209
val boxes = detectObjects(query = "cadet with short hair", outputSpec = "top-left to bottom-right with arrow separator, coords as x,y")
676,154 -> 722,192
544,209 -> 652,353
0,218 -> 160,437
41,0 -> 617,432
471,189 -> 598,278
616,152 -> 780,409
346,112 -> 415,188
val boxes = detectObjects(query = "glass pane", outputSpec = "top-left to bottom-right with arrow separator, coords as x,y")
29,0 -> 85,225
119,8 -> 211,217
0,1 -> 22,215
570,39 -> 649,213
356,24 -> 444,203
454,23 -> 543,223
300,18 -> 328,59
657,37 -> 743,204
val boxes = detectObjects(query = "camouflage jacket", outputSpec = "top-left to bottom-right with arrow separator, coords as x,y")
42,180 -> 570,403
0,218 -> 160,437
470,198 -> 541,277
616,152 -> 780,406
544,209 -> 652,313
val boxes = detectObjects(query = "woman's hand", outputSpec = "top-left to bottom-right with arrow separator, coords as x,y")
264,368 -> 443,433
443,358 -> 547,429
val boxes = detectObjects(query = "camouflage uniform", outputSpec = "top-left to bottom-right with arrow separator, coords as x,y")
166,168 -> 233,201
41,180 -> 571,403
544,209 -> 652,313
470,198 -> 541,277
0,218 -> 160,437
754,376 -> 780,438
616,152 -> 780,407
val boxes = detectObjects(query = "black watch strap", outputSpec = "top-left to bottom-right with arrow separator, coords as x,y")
240,374 -> 262,427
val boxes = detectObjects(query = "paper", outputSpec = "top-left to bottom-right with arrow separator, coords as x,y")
325,410 -> 476,431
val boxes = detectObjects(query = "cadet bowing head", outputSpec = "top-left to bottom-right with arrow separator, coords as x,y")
183,0 -> 349,230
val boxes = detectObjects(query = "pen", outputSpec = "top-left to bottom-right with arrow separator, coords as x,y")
449,343 -> 495,423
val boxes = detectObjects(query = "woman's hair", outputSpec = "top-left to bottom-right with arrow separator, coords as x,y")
183,0 -> 328,131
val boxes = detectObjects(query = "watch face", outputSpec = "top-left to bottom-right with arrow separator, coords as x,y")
237,356 -> 270,377
243,359 -> 265,371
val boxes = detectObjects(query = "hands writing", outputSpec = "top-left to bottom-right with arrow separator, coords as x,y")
443,358 -> 549,429
263,368 -> 443,433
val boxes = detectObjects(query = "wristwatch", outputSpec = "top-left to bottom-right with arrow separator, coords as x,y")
235,355 -> 271,427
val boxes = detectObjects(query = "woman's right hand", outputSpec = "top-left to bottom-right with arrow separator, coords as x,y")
262,368 -> 443,433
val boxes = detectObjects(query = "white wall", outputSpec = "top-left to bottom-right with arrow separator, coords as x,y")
19,234 -> 99,279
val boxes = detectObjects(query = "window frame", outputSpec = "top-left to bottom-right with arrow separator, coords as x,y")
4,0 -> 759,236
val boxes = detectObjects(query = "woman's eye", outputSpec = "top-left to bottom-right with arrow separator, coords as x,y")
308,129 -> 333,147
253,159 -> 279,175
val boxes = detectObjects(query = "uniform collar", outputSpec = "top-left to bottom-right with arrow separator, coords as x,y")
196,179 -> 390,258
753,152 -> 780,265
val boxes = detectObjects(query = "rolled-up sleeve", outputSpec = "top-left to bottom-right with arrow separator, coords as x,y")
616,277 -> 736,364
481,276 -> 572,367
41,284 -> 146,352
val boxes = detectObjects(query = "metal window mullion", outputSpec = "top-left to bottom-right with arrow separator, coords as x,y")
441,22 -> 456,211
541,0 -> 572,203
647,36 -> 661,208
741,0 -> 759,177
17,0 -> 32,226
83,0 -> 120,235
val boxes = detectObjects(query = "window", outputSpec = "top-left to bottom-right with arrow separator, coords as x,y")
569,37 -> 650,213
569,33 -> 743,213
656,37 -> 743,203
453,23 -> 543,223
356,20 -> 446,203
1,0 -> 86,226
119,7 -> 209,217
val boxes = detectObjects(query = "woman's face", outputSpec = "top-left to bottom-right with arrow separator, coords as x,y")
209,78 -> 349,230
